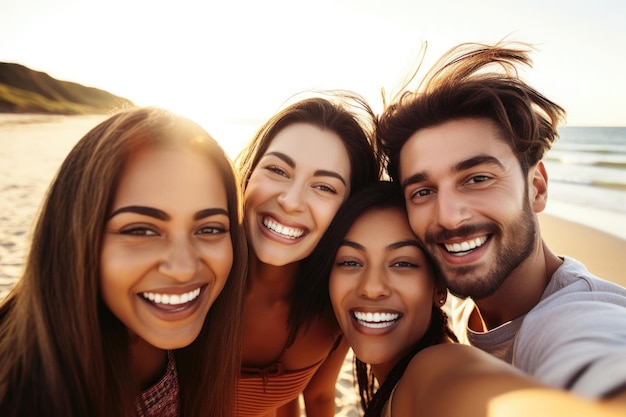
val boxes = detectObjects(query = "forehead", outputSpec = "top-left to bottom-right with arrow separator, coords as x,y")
265,123 -> 351,172
114,145 -> 227,208
399,118 -> 516,180
346,207 -> 414,243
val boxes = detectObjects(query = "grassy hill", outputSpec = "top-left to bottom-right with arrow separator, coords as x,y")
0,62 -> 133,114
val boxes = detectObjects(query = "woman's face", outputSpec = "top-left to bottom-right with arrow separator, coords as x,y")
329,207 -> 441,381
244,123 -> 351,266
100,145 -> 233,350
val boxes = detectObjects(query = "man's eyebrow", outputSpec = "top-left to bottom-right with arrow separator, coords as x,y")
401,172 -> 428,191
454,155 -> 505,172
265,151 -> 347,186
108,206 -> 169,220
401,154 -> 505,191
194,208 -> 229,220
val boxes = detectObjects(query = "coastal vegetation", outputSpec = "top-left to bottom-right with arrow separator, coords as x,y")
0,62 -> 133,114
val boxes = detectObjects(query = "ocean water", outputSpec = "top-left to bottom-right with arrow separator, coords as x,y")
542,126 -> 626,238
0,115 -> 625,296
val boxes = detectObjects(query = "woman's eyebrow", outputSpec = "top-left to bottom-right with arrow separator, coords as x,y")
339,240 -> 364,251
314,169 -> 346,186
108,205 -> 168,220
194,208 -> 229,220
266,151 -> 347,186
387,240 -> 421,251
108,206 -> 228,221
265,151 -> 295,168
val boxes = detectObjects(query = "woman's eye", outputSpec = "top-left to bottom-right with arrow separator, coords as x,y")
120,227 -> 158,236
335,259 -> 362,267
391,261 -> 418,268
267,165 -> 288,177
197,226 -> 228,235
314,184 -> 337,194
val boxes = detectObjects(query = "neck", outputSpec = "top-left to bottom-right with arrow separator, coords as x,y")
371,363 -> 392,386
472,239 -> 562,330
247,251 -> 300,300
130,337 -> 168,391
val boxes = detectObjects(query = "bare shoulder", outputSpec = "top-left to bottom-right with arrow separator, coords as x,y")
403,344 -> 517,381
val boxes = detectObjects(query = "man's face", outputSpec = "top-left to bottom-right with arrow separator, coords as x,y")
398,118 -> 538,300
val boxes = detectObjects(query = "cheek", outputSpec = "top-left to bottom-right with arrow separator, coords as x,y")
315,201 -> 344,232
219,244 -> 234,279
403,273 -> 437,309
100,242 -> 155,280
204,239 -> 234,284
99,246 -> 137,308
100,243 -> 127,290
243,173 -> 265,206
407,209 -> 426,237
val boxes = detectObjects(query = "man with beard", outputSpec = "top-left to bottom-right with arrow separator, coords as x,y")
377,41 -> 626,402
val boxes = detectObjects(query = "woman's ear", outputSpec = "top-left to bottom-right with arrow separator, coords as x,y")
433,285 -> 447,307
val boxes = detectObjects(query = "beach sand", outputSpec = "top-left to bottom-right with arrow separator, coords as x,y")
538,213 -> 625,287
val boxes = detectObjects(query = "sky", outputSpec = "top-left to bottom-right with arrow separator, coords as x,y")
1,0 -> 625,154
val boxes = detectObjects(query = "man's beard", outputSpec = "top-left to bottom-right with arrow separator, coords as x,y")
427,200 -> 537,300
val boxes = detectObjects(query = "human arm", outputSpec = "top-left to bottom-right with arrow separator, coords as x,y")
391,344 -> 626,417
301,337 -> 350,417
515,297 -> 626,398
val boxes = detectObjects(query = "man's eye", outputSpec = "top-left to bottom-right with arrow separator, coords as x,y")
466,175 -> 490,184
411,188 -> 433,199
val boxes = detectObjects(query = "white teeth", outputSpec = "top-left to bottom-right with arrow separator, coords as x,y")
444,236 -> 487,254
353,311 -> 400,328
263,217 -> 305,239
142,288 -> 201,305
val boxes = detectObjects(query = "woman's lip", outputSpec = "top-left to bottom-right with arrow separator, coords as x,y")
141,285 -> 204,304
139,284 -> 207,321
350,309 -> 402,335
257,214 -> 308,243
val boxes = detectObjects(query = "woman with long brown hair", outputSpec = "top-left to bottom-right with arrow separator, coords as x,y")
0,107 -> 247,417
235,92 -> 381,416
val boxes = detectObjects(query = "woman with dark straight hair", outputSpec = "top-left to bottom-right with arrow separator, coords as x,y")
235,91 -> 381,417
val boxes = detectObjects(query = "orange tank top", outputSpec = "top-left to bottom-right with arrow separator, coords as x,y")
236,336 -> 342,417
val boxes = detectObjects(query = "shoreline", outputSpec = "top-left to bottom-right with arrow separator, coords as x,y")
544,199 -> 626,241
538,212 -> 625,287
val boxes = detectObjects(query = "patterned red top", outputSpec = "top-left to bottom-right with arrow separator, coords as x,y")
135,351 -> 179,417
